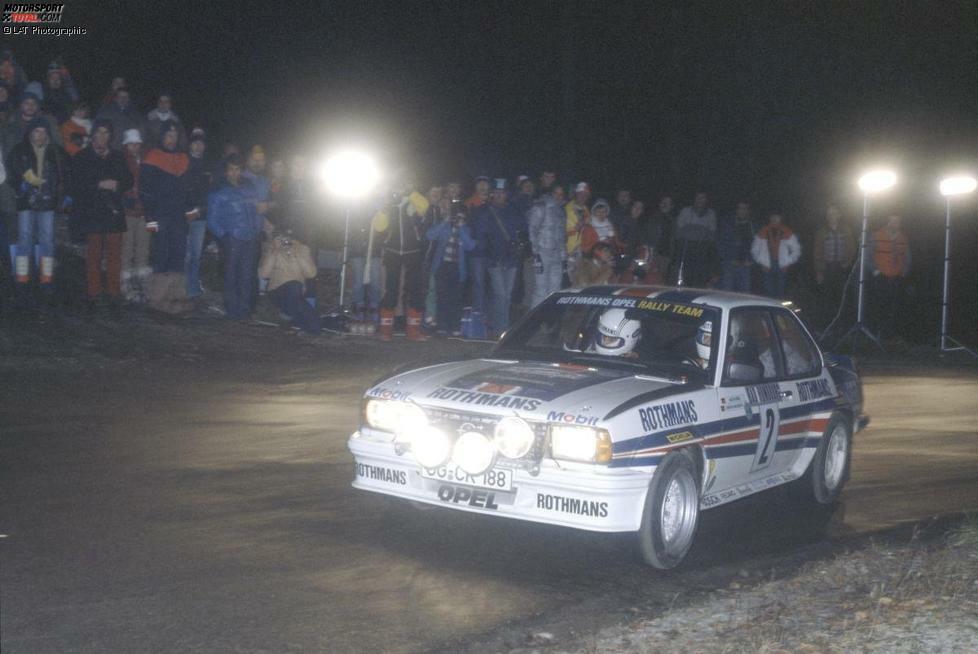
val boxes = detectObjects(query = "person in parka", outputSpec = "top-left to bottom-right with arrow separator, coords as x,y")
6,115 -> 67,300
139,120 -> 190,274
527,183 -> 567,307
70,119 -> 134,303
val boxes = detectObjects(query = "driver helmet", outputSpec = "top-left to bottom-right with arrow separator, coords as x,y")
696,320 -> 713,365
594,308 -> 642,356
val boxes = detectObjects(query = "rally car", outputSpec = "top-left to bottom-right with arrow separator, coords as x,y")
348,286 -> 867,568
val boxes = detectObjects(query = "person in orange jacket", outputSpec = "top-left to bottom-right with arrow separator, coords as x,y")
870,214 -> 911,339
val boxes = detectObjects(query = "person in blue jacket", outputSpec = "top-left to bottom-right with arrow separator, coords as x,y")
426,209 -> 475,336
207,154 -> 262,319
473,178 -> 527,335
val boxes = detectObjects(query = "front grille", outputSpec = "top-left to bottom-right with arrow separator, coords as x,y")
424,406 -> 547,468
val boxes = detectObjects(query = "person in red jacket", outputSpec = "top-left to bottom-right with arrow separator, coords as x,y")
870,214 -> 911,339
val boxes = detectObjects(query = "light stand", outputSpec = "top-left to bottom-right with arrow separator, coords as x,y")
338,207 -> 352,308
321,150 -> 380,313
838,171 -> 895,351
938,175 -> 978,358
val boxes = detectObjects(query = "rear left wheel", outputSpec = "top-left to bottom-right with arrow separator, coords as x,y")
637,449 -> 701,569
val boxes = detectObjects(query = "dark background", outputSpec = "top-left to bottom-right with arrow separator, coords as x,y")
9,0 -> 978,343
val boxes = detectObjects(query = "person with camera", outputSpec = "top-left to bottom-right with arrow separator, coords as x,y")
258,229 -> 320,334
6,116 -> 67,308
426,199 -> 475,336
473,178 -> 527,336
70,119 -> 133,308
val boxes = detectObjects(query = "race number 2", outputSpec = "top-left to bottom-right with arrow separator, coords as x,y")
752,407 -> 779,472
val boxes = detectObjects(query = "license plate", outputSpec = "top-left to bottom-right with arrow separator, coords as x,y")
421,464 -> 513,491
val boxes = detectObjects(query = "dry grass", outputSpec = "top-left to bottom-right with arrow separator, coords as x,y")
552,516 -> 978,654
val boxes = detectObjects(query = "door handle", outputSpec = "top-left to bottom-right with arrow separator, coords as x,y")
779,390 -> 793,400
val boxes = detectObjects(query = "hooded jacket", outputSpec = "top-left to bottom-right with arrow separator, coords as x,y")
527,194 -> 567,256
6,118 -> 67,212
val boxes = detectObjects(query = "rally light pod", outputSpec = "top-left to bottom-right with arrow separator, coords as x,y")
494,416 -> 535,459
452,431 -> 496,476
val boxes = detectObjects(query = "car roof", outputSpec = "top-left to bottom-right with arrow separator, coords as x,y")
563,285 -> 790,311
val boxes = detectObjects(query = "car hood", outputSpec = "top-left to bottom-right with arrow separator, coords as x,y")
365,358 -> 686,424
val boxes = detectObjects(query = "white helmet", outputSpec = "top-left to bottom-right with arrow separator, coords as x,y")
696,320 -> 713,365
594,308 -> 642,356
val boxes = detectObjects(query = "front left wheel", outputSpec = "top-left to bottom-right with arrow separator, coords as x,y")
805,412 -> 852,505
637,448 -> 701,569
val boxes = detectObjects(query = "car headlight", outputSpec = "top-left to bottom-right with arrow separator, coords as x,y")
494,416 -> 535,459
365,398 -> 400,432
364,399 -> 429,438
412,427 -> 454,469
452,431 -> 496,475
550,425 -> 612,463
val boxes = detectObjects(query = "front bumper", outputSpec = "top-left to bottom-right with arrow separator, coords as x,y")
348,431 -> 651,532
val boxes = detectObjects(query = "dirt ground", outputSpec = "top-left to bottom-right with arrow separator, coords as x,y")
2,305 -> 978,653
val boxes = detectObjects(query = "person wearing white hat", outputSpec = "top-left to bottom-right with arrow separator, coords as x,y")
120,128 -> 150,302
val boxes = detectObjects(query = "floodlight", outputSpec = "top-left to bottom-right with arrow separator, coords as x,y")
857,170 -> 897,194
939,175 -> 977,197
321,150 -> 380,199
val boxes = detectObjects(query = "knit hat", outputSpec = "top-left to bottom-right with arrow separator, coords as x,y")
591,198 -> 611,214
24,116 -> 51,139
24,81 -> 43,101
122,128 -> 142,145
189,127 -> 206,144
19,90 -> 41,105
575,181 -> 591,194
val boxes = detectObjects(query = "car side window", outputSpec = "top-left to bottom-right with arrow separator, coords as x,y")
772,310 -> 821,378
724,309 -> 783,384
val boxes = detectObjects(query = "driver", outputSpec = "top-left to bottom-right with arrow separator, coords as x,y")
693,319 -> 712,369
591,308 -> 642,357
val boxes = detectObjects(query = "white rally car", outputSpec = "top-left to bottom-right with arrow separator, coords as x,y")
348,286 -> 867,568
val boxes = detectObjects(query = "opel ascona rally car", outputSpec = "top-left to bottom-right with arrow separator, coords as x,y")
348,286 -> 867,568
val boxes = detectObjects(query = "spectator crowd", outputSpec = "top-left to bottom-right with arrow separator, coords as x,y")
0,48 -> 914,341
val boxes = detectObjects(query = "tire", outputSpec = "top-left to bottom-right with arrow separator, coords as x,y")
637,448 -> 701,569
804,412 -> 852,504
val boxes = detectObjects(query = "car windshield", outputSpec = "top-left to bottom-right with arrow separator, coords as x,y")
494,292 -> 721,378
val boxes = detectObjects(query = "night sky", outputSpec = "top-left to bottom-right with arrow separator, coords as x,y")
11,0 -> 978,339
